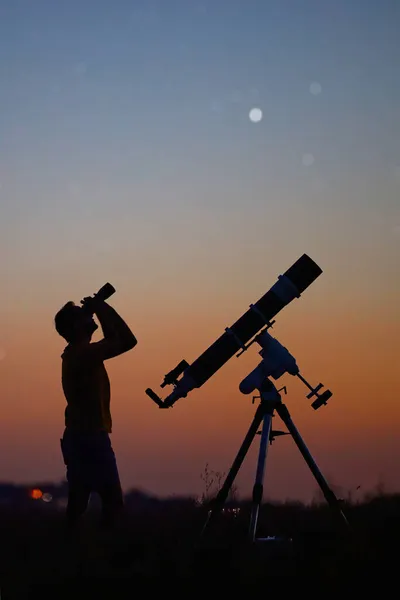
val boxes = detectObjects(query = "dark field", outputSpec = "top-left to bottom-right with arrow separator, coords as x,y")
1,491 -> 399,597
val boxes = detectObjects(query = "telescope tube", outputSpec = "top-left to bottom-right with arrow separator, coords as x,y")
161,254 -> 322,407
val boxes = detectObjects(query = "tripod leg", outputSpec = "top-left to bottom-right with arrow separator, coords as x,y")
276,403 -> 350,530
201,403 -> 265,537
248,412 -> 273,542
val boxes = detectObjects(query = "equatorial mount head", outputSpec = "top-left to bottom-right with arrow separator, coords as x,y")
238,329 -> 299,396
239,329 -> 333,410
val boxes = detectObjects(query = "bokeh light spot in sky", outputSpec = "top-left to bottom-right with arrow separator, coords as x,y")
310,82 -> 322,95
249,107 -> 262,123
73,62 -> 87,76
302,153 -> 315,167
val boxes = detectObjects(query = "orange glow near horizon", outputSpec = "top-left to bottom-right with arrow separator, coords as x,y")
1,258 -> 399,504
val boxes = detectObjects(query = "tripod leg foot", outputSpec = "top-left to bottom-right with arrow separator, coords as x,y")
201,404 -> 265,538
248,413 -> 273,542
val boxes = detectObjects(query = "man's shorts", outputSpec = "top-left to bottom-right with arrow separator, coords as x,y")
60,428 -> 122,492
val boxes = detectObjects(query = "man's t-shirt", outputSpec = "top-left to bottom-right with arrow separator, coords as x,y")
61,343 -> 112,433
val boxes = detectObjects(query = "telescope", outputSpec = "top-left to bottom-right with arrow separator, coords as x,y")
146,253 -> 350,540
146,253 -> 324,409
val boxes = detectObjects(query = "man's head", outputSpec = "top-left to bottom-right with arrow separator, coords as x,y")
54,301 -> 98,344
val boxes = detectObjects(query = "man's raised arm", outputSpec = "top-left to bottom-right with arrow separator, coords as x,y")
85,301 -> 137,362
96,302 -> 137,347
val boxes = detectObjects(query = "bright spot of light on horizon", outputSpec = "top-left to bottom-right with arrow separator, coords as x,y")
30,489 -> 43,500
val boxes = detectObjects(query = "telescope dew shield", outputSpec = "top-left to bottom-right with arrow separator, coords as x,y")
162,254 -> 322,407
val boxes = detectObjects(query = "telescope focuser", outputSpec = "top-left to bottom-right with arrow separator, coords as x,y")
160,360 -> 189,388
145,359 -> 191,408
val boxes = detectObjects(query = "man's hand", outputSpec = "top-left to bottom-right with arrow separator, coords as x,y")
80,295 -> 103,315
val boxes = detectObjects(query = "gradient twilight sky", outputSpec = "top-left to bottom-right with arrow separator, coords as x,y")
1,0 -> 399,503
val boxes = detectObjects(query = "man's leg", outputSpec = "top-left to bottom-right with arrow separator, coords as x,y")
94,435 -> 146,568
98,482 -> 124,529
66,485 -> 91,529
61,430 -> 92,530
95,433 -> 124,528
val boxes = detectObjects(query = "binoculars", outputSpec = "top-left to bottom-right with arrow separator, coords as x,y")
93,282 -> 115,302
81,282 -> 116,314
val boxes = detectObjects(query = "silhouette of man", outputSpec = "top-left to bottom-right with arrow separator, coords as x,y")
54,294 -> 137,530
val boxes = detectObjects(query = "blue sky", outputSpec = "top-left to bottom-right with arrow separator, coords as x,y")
1,0 -> 399,304
2,0 -> 399,187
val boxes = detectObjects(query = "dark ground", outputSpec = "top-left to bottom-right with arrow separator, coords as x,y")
1,493 -> 399,597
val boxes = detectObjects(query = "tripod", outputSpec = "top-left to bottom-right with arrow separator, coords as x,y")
201,377 -> 349,541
